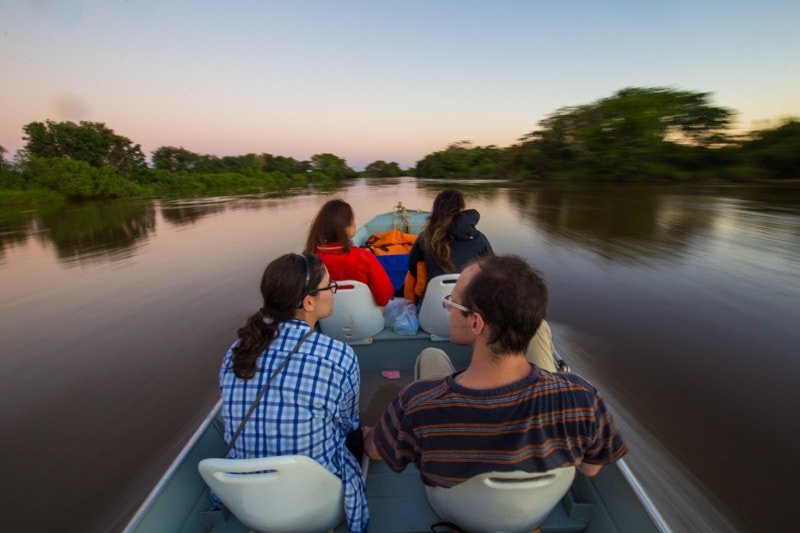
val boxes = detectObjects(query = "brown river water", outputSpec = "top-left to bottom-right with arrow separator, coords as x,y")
1,178 -> 798,532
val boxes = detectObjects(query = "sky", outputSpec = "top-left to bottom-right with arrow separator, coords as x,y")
1,1 -> 799,170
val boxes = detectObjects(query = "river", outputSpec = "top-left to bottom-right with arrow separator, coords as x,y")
1,178 -> 798,532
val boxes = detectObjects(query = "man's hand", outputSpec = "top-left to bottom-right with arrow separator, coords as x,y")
362,425 -> 383,460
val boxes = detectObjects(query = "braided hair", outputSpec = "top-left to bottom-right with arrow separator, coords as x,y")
231,253 -> 324,379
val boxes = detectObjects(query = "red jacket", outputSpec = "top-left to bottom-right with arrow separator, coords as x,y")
314,243 -> 395,306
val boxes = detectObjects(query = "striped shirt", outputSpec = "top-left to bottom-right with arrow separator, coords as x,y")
373,365 -> 627,487
219,320 -> 367,532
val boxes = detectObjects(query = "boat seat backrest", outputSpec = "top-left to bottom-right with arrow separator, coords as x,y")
425,466 -> 576,533
319,280 -> 384,345
198,455 -> 345,532
418,274 -> 460,340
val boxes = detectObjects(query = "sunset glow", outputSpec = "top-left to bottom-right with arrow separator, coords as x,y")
2,1 -> 798,169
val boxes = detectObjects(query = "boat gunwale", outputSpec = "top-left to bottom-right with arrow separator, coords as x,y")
616,458 -> 671,533
122,398 -> 222,533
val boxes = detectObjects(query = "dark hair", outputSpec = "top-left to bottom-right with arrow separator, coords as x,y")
461,254 -> 548,355
304,199 -> 355,254
231,253 -> 325,379
421,189 -> 465,272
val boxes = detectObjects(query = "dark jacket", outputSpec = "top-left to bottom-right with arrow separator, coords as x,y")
408,209 -> 494,281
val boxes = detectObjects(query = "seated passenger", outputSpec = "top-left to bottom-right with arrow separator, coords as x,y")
406,189 -> 492,300
305,199 -> 395,306
219,253 -> 367,531
364,255 -> 627,489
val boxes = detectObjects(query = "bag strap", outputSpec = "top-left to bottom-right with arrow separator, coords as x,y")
225,330 -> 313,456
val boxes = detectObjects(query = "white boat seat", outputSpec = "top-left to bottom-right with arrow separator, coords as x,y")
319,280 -> 384,345
198,454 -> 345,532
418,274 -> 460,340
425,466 -> 576,533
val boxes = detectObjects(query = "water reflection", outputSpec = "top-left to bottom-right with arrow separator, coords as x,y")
30,200 -> 157,264
504,184 -> 794,265
3,182 -> 799,273
159,197 -> 229,226
416,178 -> 504,200
0,208 -> 36,261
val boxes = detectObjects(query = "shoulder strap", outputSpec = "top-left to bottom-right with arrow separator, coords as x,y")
225,330 -> 313,456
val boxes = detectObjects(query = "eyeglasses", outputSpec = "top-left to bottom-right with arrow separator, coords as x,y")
442,294 -> 473,313
308,281 -> 338,295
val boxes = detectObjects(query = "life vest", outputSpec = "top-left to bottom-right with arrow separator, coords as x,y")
365,229 -> 417,256
403,261 -> 428,304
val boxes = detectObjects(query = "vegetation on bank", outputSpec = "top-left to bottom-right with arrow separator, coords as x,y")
1,87 -> 798,204
417,88 -> 799,181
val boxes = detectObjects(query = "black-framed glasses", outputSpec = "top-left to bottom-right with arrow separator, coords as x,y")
442,294 -> 473,313
308,281 -> 338,295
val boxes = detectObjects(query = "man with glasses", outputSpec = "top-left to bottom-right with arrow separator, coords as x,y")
363,254 -> 627,489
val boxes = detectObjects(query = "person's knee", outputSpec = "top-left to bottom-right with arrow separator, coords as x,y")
525,320 -> 556,372
414,348 -> 455,380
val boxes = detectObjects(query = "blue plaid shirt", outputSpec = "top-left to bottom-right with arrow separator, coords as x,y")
220,320 -> 367,532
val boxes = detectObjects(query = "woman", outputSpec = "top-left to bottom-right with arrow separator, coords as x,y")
407,188 -> 493,295
219,253 -> 367,532
305,198 -> 395,306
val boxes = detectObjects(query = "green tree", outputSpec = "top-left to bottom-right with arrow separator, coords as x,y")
0,145 -> 20,189
416,141 -> 504,179
739,119 -> 800,179
24,157 -> 141,199
263,154 -> 310,176
516,87 -> 734,179
364,160 -> 402,177
21,120 -> 145,177
309,153 -> 356,179
151,146 -> 202,172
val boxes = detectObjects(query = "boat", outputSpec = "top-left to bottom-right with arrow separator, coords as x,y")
352,202 -> 430,292
123,204 -> 670,533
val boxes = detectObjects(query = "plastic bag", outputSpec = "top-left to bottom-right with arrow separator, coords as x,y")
383,297 -> 407,328
393,302 -> 419,336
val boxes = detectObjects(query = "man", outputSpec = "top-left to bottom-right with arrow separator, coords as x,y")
363,254 -> 626,487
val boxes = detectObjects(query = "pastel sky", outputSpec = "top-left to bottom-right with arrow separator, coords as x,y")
2,0 -> 798,170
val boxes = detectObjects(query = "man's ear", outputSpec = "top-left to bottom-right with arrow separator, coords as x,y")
470,311 -> 485,335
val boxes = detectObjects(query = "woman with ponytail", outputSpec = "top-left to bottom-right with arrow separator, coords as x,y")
407,189 -> 493,298
218,253 -> 368,532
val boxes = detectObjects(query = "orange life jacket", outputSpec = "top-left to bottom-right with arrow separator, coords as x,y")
365,229 -> 417,256
403,261 -> 428,304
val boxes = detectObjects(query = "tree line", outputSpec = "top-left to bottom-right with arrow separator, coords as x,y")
1,86 -> 798,202
417,87 -> 799,181
0,120 -> 381,201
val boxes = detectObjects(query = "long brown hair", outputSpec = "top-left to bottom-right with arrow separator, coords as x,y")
304,199 -> 355,254
421,189 -> 465,272
231,253 -> 325,379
